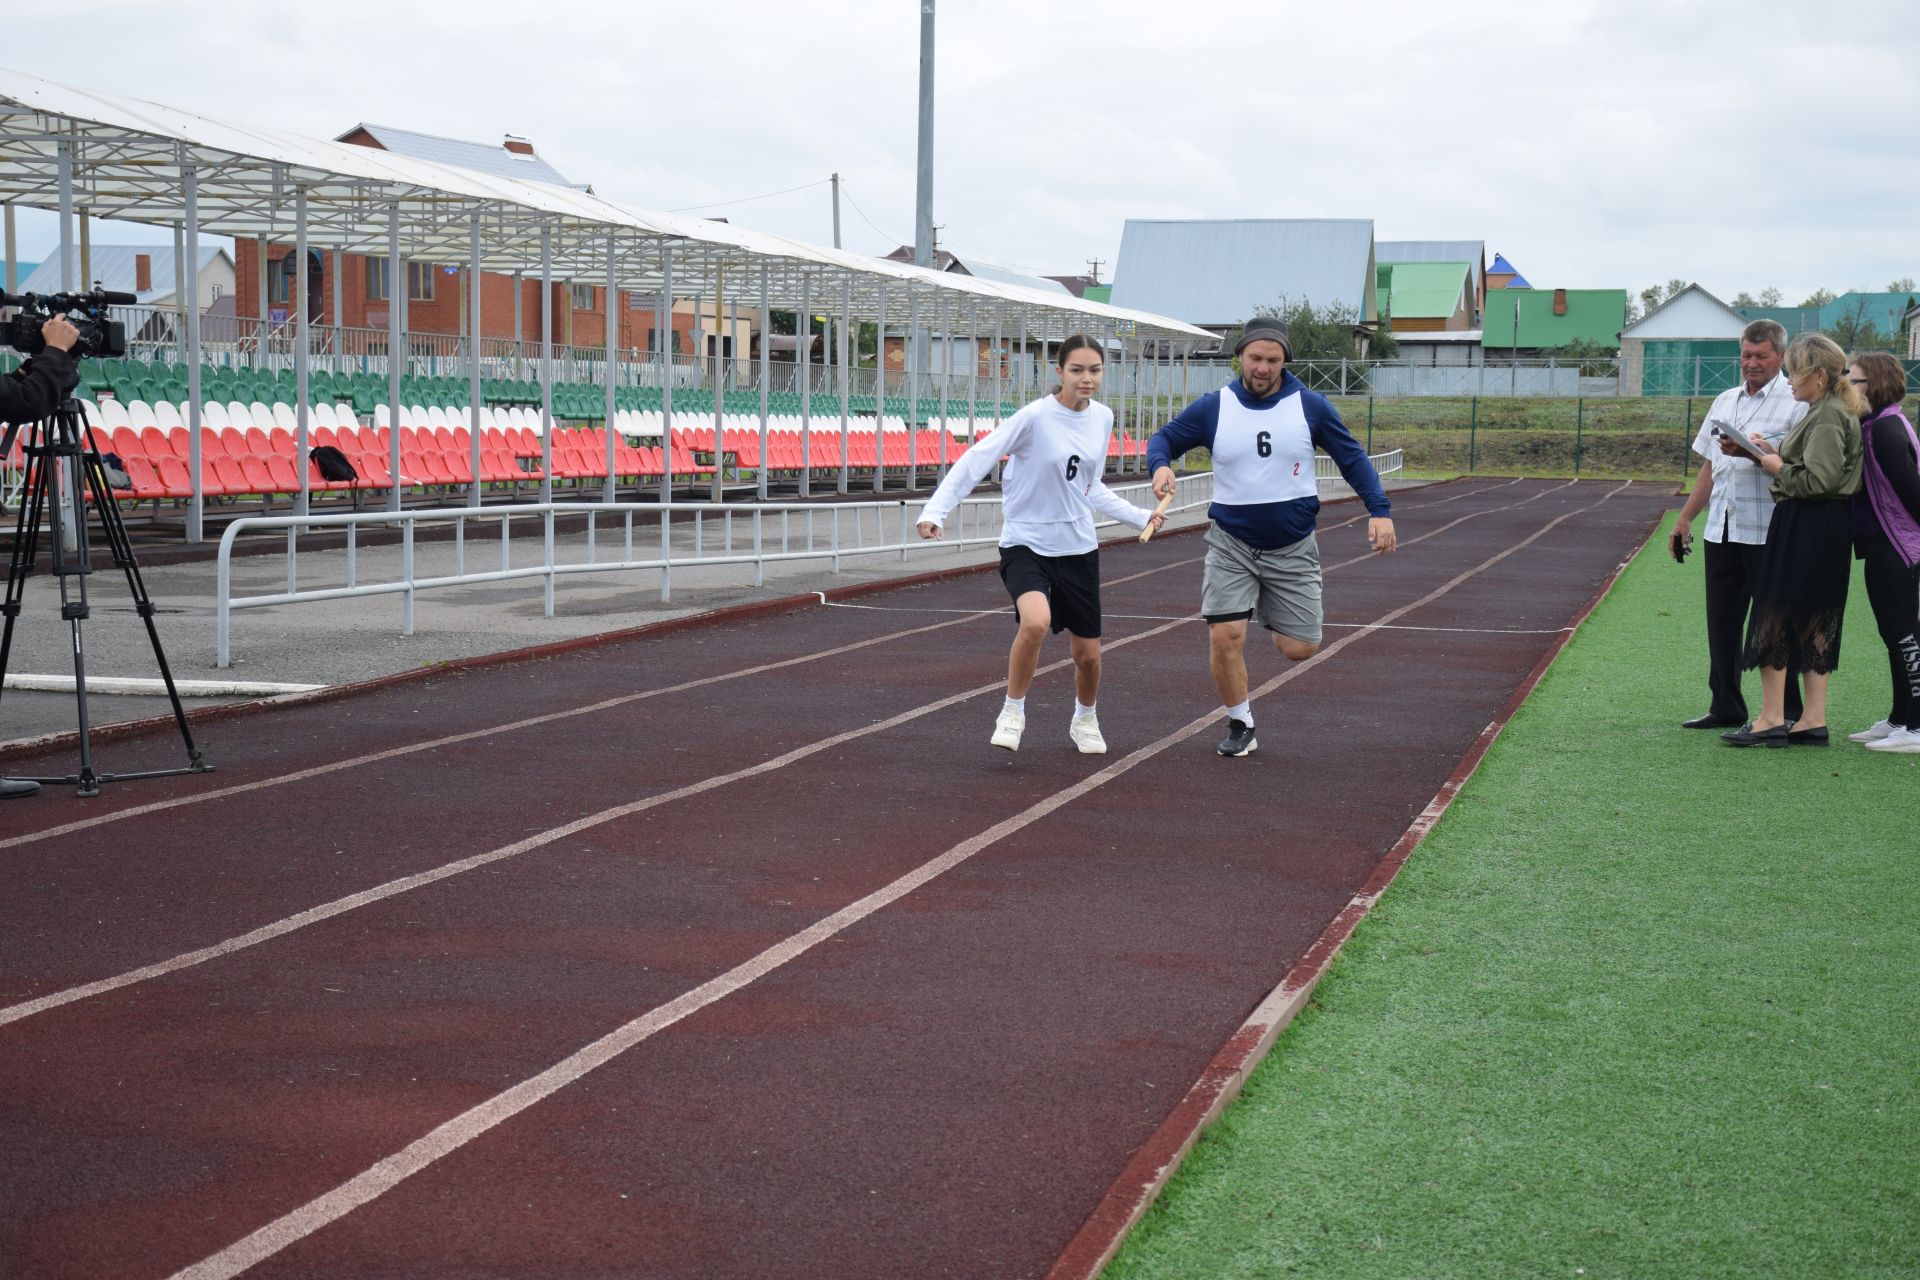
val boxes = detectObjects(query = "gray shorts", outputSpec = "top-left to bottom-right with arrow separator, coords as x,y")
1201,524 -> 1323,643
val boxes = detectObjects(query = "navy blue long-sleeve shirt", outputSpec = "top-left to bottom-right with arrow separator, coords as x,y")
1146,372 -> 1390,550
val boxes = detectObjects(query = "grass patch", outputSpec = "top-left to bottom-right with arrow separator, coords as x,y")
1103,513 -> 1920,1279
1121,395 -> 1715,481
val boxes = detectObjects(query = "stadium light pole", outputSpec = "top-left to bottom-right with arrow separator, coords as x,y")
912,2 -> 935,401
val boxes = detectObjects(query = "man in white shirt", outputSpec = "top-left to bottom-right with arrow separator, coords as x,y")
1669,319 -> 1805,729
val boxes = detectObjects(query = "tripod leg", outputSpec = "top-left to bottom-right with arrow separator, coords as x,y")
81,445 -> 209,772
0,432 -> 51,715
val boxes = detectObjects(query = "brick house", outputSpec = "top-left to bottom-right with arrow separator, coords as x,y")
231,124 -> 697,356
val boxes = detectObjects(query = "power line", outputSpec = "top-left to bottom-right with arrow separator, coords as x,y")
834,181 -> 902,249
668,177 -> 831,215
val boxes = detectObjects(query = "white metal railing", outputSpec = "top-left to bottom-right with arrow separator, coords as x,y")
213,450 -> 1401,667
213,474 -> 1208,667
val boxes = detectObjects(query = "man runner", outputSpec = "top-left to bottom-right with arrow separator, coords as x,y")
1148,316 -> 1396,756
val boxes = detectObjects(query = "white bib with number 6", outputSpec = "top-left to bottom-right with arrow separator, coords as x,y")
1210,389 -> 1316,505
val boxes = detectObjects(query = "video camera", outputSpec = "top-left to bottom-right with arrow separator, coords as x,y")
1,288 -> 132,359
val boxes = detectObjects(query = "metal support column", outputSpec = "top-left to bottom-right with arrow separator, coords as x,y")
256,235 -> 268,368
798,273 -> 813,499
293,186 -> 311,516
872,283 -> 887,494
539,227 -> 554,503
711,263 -> 725,504
469,217 -> 485,507
967,296 -> 979,444
171,221 -> 185,361
838,277 -> 851,494
56,141 -> 73,290
907,289 -> 920,489
603,235 -> 618,502
184,165 -> 204,543
386,203 -> 403,513
756,260 -> 770,501
658,242 -> 674,507
938,289 -> 951,471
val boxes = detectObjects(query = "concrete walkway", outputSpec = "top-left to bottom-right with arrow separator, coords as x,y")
1,486 -> 1234,746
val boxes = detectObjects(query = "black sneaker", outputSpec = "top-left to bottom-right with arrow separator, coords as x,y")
1216,719 -> 1257,757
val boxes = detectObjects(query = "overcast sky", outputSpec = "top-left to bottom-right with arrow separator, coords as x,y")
8,0 -> 1919,307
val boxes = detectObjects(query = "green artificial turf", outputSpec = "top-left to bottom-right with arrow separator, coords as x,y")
1103,513 -> 1920,1279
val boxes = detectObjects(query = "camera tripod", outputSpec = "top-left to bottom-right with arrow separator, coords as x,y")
0,398 -> 211,796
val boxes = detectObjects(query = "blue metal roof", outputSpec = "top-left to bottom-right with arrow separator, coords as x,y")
1109,219 -> 1376,328
17,244 -> 226,304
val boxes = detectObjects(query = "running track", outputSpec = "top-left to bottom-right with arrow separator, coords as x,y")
0,478 -> 1672,1279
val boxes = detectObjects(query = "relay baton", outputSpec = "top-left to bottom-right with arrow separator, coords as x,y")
1139,491 -> 1174,543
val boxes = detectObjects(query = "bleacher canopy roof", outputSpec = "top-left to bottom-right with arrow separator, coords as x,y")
0,67 -> 1210,347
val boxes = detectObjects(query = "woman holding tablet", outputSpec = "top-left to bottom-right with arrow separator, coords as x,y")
1723,334 -> 1865,747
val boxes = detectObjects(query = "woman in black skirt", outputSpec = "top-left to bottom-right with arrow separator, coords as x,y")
1724,333 -> 1866,747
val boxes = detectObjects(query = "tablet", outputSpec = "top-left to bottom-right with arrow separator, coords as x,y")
1710,420 -> 1775,464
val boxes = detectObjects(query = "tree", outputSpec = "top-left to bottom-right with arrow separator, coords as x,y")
1665,277 -> 1689,302
1732,291 -> 1757,307
1247,296 -> 1392,363
1638,285 -> 1665,318
1829,298 -> 1899,353
1759,287 -> 1783,307
1799,287 -> 1837,308
1889,277 -> 1915,293
1556,338 -> 1620,377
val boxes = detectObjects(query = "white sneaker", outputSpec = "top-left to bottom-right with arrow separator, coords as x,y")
1849,719 -> 1897,743
1069,714 -> 1107,754
1864,727 -> 1920,753
990,705 -> 1025,751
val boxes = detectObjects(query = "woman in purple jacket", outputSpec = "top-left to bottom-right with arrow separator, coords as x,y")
1845,352 -> 1920,753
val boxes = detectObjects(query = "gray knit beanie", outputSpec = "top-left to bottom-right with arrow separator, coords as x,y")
1234,317 -> 1292,359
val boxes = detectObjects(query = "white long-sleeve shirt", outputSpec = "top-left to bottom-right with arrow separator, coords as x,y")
918,395 -> 1150,556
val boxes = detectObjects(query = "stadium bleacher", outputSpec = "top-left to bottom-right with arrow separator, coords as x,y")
2,357 -> 1147,512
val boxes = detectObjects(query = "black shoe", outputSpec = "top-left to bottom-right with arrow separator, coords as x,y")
1787,725 -> 1829,746
0,777 -> 40,799
1721,723 -> 1790,748
1217,719 -> 1258,757
1682,713 -> 1745,730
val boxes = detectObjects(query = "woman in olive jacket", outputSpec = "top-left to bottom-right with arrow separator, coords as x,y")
1723,333 -> 1865,747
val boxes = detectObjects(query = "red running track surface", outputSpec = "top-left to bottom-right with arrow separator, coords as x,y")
0,478 -> 1672,1279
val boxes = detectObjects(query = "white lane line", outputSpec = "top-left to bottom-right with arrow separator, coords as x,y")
816,606 -> 1565,636
0,543 -> 1221,856
1,480 -> 1594,1024
0,612 -> 1198,1031
4,676 -> 326,696
0,613 -> 989,854
165,478 -> 1636,1280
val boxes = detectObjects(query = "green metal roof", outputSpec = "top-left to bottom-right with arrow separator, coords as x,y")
1817,291 -> 1918,337
1380,261 -> 1469,321
1480,288 -> 1628,349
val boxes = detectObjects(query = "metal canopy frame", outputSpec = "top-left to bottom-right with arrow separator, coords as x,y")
0,69 -> 1208,347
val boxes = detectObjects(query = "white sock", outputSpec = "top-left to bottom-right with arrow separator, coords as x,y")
1004,696 -> 1026,714
1226,701 -> 1253,726
1073,701 -> 1097,721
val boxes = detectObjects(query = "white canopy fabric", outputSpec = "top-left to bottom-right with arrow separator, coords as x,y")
0,67 -> 1209,346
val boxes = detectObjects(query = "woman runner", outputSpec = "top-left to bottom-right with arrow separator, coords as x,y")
916,334 -> 1165,753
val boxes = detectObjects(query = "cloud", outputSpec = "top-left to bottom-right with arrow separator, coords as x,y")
4,0 -> 1917,306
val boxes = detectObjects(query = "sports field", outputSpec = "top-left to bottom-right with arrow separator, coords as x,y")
1104,510 -> 1920,1279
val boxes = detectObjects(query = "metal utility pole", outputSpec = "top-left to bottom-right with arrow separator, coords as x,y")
830,173 -> 842,250
913,2 -> 936,268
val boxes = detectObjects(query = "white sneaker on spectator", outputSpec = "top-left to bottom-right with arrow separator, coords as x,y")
1864,727 -> 1920,753
1069,714 -> 1107,754
990,706 -> 1025,751
1848,719 -> 1896,743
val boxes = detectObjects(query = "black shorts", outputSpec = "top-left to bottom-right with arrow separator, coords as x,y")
999,545 -> 1102,639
